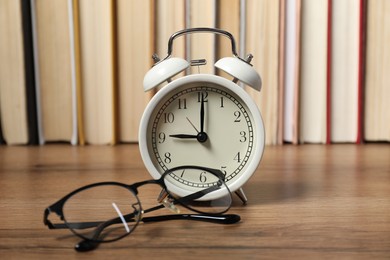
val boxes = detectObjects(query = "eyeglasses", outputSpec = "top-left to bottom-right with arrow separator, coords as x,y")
44,165 -> 240,252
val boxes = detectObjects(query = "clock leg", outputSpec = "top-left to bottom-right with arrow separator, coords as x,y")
235,188 -> 248,205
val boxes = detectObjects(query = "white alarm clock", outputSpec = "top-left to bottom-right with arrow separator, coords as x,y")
139,28 -> 265,202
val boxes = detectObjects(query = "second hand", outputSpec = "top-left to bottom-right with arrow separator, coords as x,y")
186,117 -> 199,133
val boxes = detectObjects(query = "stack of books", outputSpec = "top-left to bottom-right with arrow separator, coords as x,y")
0,0 -> 388,145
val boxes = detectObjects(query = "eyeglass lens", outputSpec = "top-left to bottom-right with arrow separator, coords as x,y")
162,167 -> 232,214
63,184 -> 142,242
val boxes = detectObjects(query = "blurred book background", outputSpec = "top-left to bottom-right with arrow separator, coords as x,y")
0,0 -> 389,146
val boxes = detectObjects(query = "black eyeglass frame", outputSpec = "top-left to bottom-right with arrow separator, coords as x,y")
44,165 -> 235,246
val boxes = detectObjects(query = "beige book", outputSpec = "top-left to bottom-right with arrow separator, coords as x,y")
116,0 -> 154,142
330,0 -> 361,143
364,0 -> 390,142
187,0 -> 216,74
283,0 -> 301,144
155,0 -> 186,75
0,0 -> 29,144
246,0 -> 280,145
299,0 -> 328,144
216,0 -> 240,79
32,0 -> 77,144
78,0 -> 116,144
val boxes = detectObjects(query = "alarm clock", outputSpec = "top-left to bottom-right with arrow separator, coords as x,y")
139,28 -> 265,202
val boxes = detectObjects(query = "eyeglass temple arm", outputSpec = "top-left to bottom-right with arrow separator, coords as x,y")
74,212 -> 241,252
142,213 -> 240,224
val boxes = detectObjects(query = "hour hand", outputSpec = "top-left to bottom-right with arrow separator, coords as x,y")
170,133 -> 208,143
169,134 -> 198,139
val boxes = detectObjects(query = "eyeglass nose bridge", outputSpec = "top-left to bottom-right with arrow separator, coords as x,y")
131,202 -> 144,222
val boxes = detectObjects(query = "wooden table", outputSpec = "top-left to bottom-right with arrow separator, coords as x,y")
0,144 -> 389,259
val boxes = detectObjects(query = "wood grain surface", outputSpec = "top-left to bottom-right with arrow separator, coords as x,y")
0,144 -> 389,259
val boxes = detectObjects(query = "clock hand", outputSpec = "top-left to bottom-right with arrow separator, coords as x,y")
169,132 -> 208,142
182,112 -> 208,142
196,92 -> 208,143
200,92 -> 205,133
186,117 -> 199,133
169,134 -> 198,139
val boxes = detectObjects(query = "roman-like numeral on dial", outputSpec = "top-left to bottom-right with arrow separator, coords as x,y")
178,98 -> 187,109
234,111 -> 241,122
234,152 -> 241,163
197,91 -> 208,102
163,112 -> 174,123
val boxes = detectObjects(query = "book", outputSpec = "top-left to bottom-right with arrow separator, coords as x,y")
0,0 -> 30,145
31,0 -> 77,144
277,0 -> 286,145
116,0 -> 154,142
364,0 -> 390,142
0,115 -> 5,145
78,0 -> 117,145
330,0 -> 364,143
155,0 -> 186,73
299,0 -> 329,144
246,0 -> 280,145
216,0 -> 240,79
356,0 -> 366,144
187,0 -> 216,74
283,0 -> 301,144
70,0 -> 85,145
326,0 -> 332,144
23,0 -> 39,145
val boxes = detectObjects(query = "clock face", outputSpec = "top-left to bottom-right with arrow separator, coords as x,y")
139,75 -> 264,197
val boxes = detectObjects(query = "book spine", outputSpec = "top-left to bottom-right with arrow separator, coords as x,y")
277,0 -> 286,145
326,0 -> 332,144
30,0 -> 44,145
22,0 -> 39,145
71,0 -> 85,145
111,0 -> 118,145
0,117 -> 5,145
293,0 -> 301,145
356,0 -> 367,144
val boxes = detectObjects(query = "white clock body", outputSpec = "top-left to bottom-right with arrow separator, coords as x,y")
139,74 -> 265,199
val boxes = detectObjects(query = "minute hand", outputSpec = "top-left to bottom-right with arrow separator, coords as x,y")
200,92 -> 205,133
